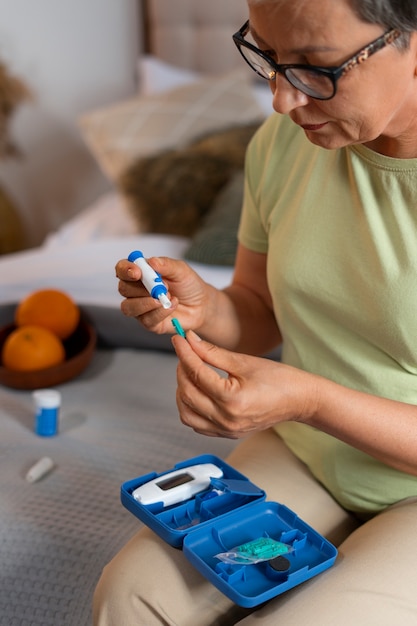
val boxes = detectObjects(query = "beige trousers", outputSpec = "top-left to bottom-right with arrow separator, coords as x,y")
93,429 -> 417,625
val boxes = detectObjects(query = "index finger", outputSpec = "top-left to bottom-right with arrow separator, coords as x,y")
115,258 -> 141,281
172,334 -> 226,393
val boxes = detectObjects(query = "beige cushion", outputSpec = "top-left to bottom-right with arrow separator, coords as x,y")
78,70 -> 264,181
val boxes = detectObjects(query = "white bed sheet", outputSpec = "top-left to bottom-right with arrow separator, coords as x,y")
0,231 -> 235,351
0,234 -> 233,309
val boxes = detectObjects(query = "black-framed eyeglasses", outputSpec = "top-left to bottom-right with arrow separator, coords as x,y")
233,21 -> 401,100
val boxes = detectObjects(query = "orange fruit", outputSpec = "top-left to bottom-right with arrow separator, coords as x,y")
15,288 -> 80,340
2,325 -> 65,372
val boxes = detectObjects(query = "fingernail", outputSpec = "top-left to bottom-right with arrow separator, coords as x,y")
188,330 -> 202,341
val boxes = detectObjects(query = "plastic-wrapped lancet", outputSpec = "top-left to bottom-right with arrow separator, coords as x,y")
215,537 -> 293,565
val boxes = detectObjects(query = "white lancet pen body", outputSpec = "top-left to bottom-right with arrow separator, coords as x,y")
128,250 -> 172,309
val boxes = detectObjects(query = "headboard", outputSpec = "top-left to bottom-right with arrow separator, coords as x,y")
142,0 -> 248,73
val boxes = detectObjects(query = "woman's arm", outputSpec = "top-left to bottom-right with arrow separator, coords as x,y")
173,333 -> 417,476
305,375 -> 417,476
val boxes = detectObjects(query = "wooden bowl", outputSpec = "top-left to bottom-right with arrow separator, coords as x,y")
0,314 -> 97,390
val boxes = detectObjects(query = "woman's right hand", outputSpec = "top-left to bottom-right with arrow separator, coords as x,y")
115,255 -> 212,335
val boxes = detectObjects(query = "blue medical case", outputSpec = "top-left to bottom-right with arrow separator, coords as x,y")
121,454 -> 337,608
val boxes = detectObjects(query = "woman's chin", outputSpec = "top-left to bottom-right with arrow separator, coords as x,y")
303,129 -> 352,151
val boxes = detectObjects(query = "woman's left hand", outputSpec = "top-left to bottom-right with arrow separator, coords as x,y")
173,330 -> 319,438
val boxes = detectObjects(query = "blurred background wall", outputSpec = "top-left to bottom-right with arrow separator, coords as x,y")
0,0 -> 141,247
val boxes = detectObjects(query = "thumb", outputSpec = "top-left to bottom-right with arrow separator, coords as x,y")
147,256 -> 187,282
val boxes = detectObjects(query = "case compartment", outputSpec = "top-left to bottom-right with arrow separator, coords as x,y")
183,501 -> 337,607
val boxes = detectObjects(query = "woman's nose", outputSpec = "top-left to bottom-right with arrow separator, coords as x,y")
270,74 -> 309,114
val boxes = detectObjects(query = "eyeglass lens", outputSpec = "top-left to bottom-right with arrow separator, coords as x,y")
239,45 -> 334,99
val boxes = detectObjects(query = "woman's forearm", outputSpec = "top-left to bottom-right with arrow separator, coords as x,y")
304,374 -> 417,476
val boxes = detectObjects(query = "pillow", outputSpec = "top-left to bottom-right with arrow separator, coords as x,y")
138,55 -> 274,116
138,55 -> 200,95
119,123 -> 259,238
184,170 -> 244,266
78,70 -> 264,182
43,192 -> 138,249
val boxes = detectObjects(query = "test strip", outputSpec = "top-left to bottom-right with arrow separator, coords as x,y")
172,318 -> 186,338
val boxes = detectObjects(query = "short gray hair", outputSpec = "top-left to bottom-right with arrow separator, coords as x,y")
351,0 -> 416,47
247,0 -> 417,47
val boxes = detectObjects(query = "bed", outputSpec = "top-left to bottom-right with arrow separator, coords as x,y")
0,2 -> 275,625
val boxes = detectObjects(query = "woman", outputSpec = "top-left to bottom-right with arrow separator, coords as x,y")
94,0 -> 417,623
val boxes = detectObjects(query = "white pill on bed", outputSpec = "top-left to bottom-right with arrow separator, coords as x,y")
25,456 -> 55,483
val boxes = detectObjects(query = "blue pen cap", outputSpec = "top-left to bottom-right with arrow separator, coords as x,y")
150,283 -> 168,299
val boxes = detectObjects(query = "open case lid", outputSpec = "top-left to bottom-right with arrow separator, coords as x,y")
121,454 -> 337,607
121,454 -> 266,548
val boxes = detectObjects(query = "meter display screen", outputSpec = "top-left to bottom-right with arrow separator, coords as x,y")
156,472 -> 194,491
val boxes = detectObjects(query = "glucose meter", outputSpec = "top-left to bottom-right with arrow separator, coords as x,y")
131,463 -> 224,507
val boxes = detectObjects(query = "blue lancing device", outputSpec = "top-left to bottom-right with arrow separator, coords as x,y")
128,250 -> 171,309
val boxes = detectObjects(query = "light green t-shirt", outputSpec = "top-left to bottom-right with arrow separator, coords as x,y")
239,113 -> 417,516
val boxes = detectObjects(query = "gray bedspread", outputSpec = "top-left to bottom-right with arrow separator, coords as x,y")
0,348 -> 237,625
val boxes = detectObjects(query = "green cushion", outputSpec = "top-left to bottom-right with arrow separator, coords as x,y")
184,171 -> 244,266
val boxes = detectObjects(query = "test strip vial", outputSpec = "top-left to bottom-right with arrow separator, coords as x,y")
32,389 -> 61,436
